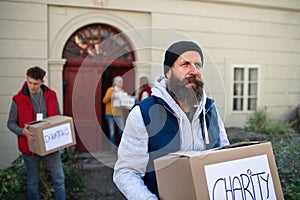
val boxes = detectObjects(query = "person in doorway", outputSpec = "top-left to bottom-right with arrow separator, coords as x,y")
113,41 -> 230,199
7,66 -> 66,200
137,76 -> 152,102
102,76 -> 125,150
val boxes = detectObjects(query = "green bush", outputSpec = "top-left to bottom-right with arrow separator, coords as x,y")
273,139 -> 300,200
245,107 -> 269,133
62,149 -> 87,199
0,149 -> 86,200
245,107 -> 295,140
0,156 -> 26,200
245,108 -> 300,199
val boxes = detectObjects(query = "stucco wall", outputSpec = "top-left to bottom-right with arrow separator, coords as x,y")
149,1 -> 300,126
0,1 -> 49,168
0,0 -> 299,168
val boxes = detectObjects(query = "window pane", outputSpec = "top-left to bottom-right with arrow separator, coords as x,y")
233,98 -> 243,111
234,68 -> 244,81
234,83 -> 244,96
248,83 -> 258,95
249,68 -> 258,81
248,98 -> 257,110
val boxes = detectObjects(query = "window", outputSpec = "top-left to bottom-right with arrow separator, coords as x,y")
232,65 -> 259,111
63,23 -> 134,61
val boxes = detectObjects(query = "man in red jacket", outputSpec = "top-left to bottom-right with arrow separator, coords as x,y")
7,66 -> 66,200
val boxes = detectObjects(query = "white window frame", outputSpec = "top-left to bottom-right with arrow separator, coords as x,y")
231,64 -> 260,112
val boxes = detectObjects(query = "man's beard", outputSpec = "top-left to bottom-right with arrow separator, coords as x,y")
167,72 -> 204,106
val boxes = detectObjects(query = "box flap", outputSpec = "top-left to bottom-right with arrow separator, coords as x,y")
45,115 -> 72,123
26,120 -> 50,127
169,149 -> 215,158
217,141 -> 262,150
168,141 -> 264,158
154,154 -> 182,170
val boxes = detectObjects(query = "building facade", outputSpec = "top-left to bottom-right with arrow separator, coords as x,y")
0,0 -> 299,168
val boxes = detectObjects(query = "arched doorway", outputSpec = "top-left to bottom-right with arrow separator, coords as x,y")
62,23 -> 135,152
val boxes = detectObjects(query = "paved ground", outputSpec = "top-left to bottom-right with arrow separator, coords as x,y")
79,151 -> 126,200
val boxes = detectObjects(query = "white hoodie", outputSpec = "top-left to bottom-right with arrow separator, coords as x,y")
113,75 -> 229,200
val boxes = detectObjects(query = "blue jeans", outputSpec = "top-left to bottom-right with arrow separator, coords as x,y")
105,114 -> 124,149
22,151 -> 66,200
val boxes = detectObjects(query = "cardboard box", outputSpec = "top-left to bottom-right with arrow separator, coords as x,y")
26,115 -> 76,156
154,142 -> 284,200
113,91 -> 135,108
120,96 -> 135,108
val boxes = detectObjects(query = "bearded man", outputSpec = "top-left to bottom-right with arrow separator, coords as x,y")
113,41 -> 230,200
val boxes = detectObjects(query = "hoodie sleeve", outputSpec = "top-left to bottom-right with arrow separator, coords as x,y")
216,109 -> 230,146
113,106 -> 158,200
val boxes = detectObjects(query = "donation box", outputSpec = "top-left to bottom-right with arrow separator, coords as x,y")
26,115 -> 76,156
154,142 -> 283,200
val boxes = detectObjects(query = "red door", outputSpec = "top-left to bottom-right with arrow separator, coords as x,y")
63,60 -> 103,152
63,60 -> 134,152
62,23 -> 135,152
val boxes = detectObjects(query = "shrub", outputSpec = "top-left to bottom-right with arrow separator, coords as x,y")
245,107 -> 269,133
273,139 -> 300,200
0,156 -> 26,200
62,149 -> 87,199
245,107 -> 295,141
244,108 -> 300,199
0,149 -> 86,200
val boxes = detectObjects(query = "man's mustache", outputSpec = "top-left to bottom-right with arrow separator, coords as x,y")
170,74 -> 203,89
186,76 -> 202,85
177,76 -> 200,85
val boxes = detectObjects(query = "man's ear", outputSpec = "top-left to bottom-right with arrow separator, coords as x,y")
166,69 -> 171,79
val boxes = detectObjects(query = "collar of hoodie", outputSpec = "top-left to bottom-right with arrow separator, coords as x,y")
152,75 -> 212,145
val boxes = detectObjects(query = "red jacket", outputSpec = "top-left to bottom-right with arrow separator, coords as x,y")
13,82 -> 58,155
138,86 -> 152,102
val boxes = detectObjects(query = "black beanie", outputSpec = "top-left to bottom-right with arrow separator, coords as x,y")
163,41 -> 204,75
